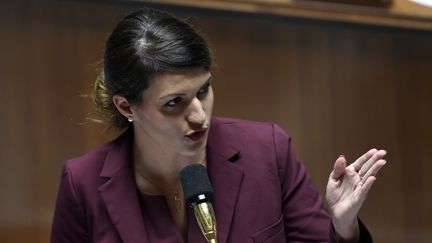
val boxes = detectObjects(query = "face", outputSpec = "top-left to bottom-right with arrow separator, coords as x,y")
130,68 -> 214,156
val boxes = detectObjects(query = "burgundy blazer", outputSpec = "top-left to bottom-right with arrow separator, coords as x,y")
51,117 -> 372,243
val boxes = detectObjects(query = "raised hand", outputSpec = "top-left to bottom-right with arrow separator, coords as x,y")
326,149 -> 387,241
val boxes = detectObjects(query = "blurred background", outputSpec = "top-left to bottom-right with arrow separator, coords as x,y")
1,0 -> 431,242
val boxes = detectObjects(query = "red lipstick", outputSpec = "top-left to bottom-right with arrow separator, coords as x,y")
186,128 -> 208,142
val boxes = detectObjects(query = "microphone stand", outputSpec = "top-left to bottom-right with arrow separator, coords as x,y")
192,194 -> 217,243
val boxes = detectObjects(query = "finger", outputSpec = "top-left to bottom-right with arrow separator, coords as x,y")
361,159 -> 386,184
351,148 -> 378,172
330,155 -> 346,180
359,150 -> 387,177
358,176 -> 377,201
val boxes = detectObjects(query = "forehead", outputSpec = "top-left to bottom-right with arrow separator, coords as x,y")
145,68 -> 211,98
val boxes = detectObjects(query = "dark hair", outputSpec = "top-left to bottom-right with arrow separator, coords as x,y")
93,8 -> 212,129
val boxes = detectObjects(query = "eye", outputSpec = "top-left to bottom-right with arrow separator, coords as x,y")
197,83 -> 211,99
164,97 -> 183,108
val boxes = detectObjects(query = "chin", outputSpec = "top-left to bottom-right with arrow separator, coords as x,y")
182,141 -> 207,155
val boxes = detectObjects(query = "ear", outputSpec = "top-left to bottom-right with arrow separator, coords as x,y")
112,95 -> 134,120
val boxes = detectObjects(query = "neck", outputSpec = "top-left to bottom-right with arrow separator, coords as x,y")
132,133 -> 206,193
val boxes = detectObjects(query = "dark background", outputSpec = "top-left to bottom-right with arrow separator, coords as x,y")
1,0 -> 431,242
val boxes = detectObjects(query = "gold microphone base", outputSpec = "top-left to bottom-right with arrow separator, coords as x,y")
194,202 -> 217,243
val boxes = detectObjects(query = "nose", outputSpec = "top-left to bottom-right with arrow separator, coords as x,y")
186,97 -> 206,127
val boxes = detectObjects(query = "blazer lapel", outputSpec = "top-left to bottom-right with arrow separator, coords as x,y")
96,120 -> 245,243
205,119 -> 244,243
98,131 -> 149,242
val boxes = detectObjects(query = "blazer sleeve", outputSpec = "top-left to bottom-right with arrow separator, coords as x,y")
272,124 -> 372,243
51,163 -> 90,243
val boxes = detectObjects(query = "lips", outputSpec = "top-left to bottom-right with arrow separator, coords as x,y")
185,128 -> 208,142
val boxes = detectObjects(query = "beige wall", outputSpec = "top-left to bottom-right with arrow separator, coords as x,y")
0,0 -> 431,242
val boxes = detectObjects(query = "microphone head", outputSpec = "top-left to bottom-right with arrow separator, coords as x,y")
179,164 -> 214,207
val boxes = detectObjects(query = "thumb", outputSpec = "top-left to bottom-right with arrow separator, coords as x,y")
330,155 -> 347,180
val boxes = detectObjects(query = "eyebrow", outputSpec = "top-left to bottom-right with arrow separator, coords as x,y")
159,76 -> 213,101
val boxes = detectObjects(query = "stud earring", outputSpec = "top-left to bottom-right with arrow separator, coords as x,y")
128,118 -> 133,122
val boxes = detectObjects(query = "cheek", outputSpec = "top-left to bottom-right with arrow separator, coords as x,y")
204,89 -> 215,114
151,115 -> 180,133
137,108 -> 176,133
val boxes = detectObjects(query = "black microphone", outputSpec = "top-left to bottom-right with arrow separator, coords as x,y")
179,164 -> 217,243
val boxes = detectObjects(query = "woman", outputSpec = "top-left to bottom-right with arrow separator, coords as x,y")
51,8 -> 387,243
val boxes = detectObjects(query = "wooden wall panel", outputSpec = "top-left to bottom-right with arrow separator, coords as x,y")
0,0 -> 431,242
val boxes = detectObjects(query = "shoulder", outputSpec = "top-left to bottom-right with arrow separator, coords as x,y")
212,116 -> 274,127
63,142 -> 111,175
62,130 -> 130,184
208,117 -> 293,165
210,116 -> 291,143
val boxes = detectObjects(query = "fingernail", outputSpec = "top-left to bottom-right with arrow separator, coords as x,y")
338,155 -> 345,159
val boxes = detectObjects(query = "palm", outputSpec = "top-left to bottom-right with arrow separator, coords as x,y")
325,149 -> 387,233
326,163 -> 364,221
